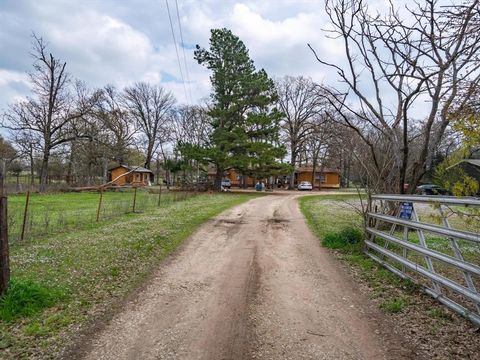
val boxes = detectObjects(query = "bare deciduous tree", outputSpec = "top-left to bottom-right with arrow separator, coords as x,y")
276,76 -> 324,189
172,105 -> 211,147
304,114 -> 338,190
2,35 -> 101,191
310,0 -> 480,193
98,85 -> 137,165
123,82 -> 175,169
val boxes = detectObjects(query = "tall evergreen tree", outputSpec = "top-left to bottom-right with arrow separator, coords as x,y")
186,28 -> 286,189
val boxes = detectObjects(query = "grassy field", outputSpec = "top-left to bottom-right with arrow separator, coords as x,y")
0,192 -> 257,359
6,188 -> 180,241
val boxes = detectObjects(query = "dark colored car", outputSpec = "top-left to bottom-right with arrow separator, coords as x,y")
415,184 -> 450,195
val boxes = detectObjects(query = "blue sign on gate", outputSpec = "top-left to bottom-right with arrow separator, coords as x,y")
399,202 -> 413,219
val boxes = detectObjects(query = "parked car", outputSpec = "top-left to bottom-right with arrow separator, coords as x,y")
221,178 -> 231,189
415,184 -> 450,195
298,181 -> 313,191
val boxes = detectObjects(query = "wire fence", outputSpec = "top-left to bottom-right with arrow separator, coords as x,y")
6,186 -> 197,242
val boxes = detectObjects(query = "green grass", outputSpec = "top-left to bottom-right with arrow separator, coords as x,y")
322,226 -> 363,250
0,280 -> 66,322
0,192 -> 256,359
380,297 -> 408,313
6,188 -> 179,241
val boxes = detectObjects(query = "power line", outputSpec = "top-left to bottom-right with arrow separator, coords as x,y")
165,0 -> 190,104
174,0 -> 193,104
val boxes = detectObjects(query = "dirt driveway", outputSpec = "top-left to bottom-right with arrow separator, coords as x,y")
79,195 -> 415,360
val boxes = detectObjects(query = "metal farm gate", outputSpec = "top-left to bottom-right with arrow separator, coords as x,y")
365,194 -> 480,325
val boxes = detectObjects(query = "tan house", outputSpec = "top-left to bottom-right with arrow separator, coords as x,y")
108,165 -> 154,186
207,164 -> 341,189
295,167 -> 340,189
207,166 -> 256,187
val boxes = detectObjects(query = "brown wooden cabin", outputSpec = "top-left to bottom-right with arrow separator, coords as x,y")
109,165 -> 154,186
207,165 -> 341,189
295,167 -> 340,189
207,166 -> 257,187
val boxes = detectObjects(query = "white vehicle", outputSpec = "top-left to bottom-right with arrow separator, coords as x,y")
221,179 -> 231,189
297,181 -> 313,191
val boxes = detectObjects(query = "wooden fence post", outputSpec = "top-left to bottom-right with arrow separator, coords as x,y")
96,187 -> 104,222
132,187 -> 137,213
0,196 -> 9,296
20,190 -> 30,241
157,184 -> 162,207
0,159 -> 9,296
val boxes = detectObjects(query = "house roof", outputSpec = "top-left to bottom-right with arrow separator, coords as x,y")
206,165 -> 340,175
109,164 -> 154,174
446,159 -> 480,171
295,166 -> 339,174
464,159 -> 480,167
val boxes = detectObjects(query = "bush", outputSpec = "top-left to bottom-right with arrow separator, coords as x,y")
0,279 -> 66,322
322,226 -> 363,250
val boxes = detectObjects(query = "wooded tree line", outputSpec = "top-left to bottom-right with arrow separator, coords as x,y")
0,31 -> 349,192
0,35 -> 205,191
309,0 -> 480,194
1,0 -> 479,194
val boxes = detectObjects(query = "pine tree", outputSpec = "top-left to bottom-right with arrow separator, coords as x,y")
185,28 -> 287,189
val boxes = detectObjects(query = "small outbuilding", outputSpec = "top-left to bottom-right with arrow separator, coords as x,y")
108,165 -> 154,186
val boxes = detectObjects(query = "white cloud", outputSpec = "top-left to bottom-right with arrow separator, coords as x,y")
0,69 -> 28,87
0,0 -> 350,110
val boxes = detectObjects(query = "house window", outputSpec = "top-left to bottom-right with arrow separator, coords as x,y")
315,174 -> 326,183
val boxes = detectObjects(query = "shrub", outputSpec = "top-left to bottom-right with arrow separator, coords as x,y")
0,279 -> 66,322
322,226 -> 363,250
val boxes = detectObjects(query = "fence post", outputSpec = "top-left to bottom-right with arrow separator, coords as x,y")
96,187 -> 104,222
0,196 -> 9,296
157,184 -> 162,207
132,187 -> 137,213
20,190 -> 30,241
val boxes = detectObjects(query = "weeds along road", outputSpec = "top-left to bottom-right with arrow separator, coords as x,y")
79,195 -> 415,360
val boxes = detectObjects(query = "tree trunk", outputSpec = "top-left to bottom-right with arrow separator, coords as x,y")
214,168 -> 222,191
102,155 -> 108,183
144,141 -> 154,169
29,144 -> 35,186
156,157 -> 161,185
66,145 -> 74,185
311,161 -> 317,190
346,156 -> 351,188
39,149 -> 50,193
289,151 -> 296,190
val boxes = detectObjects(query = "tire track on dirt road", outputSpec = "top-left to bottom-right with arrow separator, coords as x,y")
78,195 -> 416,360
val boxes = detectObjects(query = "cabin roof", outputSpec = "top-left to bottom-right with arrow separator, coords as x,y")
109,164 -> 154,174
295,166 -> 339,174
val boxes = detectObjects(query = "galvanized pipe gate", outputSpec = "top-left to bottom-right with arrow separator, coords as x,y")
365,194 -> 480,325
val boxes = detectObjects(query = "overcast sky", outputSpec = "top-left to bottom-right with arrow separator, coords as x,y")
0,0 -> 361,111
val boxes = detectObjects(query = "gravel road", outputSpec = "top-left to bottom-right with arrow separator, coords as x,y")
80,195 -> 415,360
